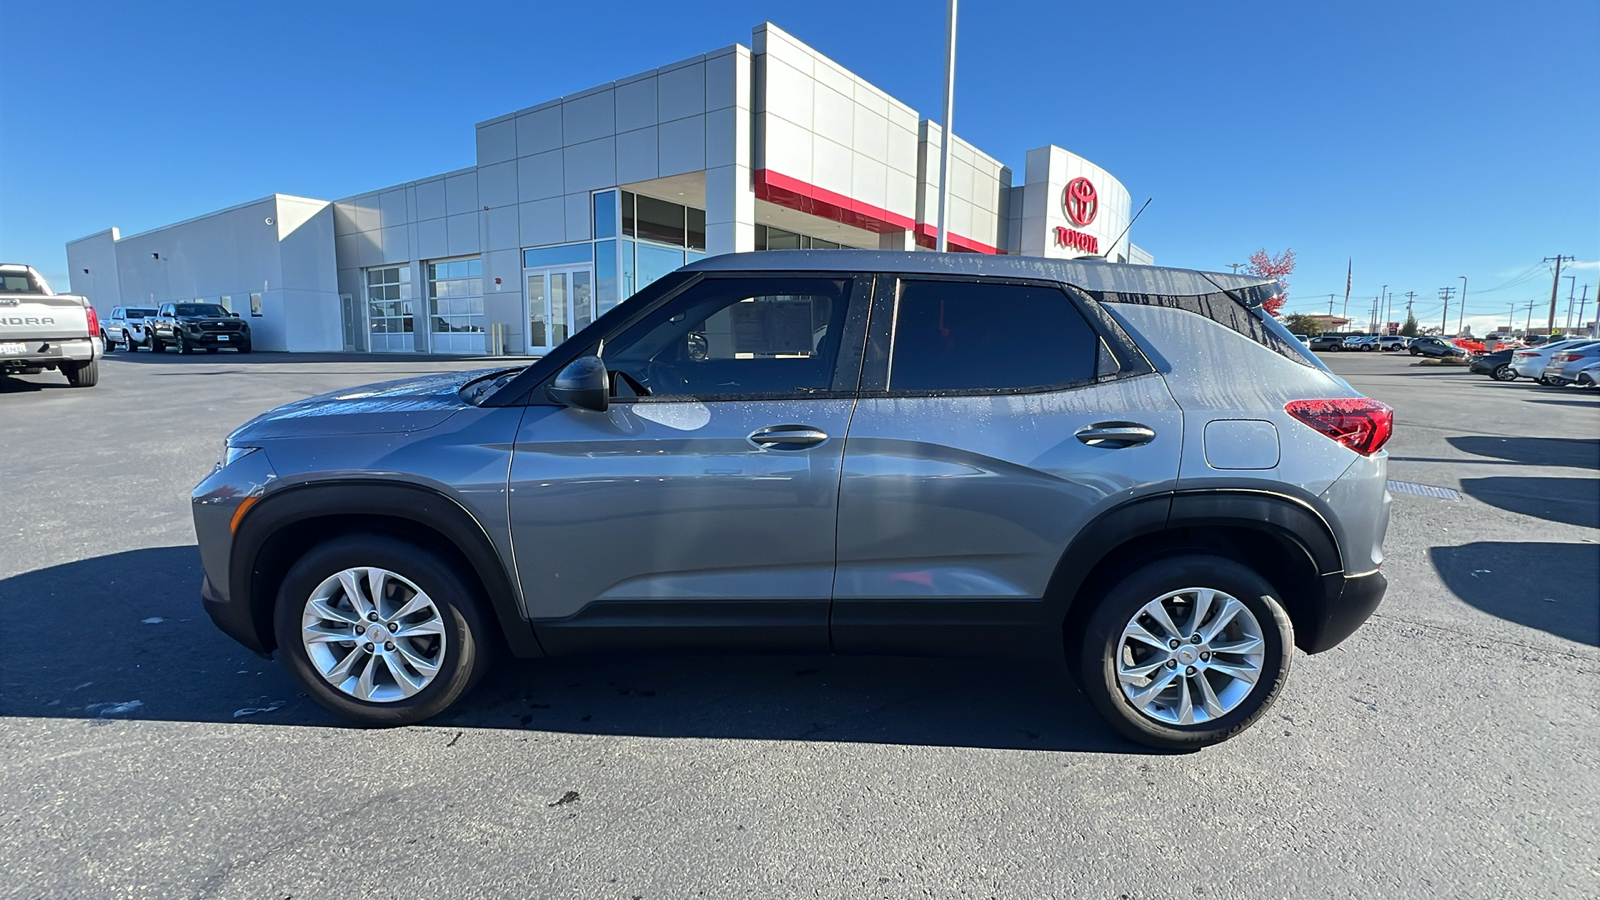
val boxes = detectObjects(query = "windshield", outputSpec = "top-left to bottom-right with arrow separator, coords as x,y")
174,304 -> 228,317
128,308 -> 157,317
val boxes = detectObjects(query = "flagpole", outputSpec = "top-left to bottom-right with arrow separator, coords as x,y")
936,0 -> 958,252
1342,259 -> 1352,331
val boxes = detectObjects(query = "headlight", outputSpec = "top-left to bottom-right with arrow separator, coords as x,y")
217,444 -> 260,471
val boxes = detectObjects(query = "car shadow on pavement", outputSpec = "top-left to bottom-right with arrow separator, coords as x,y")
1458,476 -> 1600,528
0,376 -> 72,393
1430,542 -> 1600,647
1447,436 -> 1600,470
0,547 -> 1145,754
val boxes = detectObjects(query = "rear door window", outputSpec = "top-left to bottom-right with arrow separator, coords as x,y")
888,280 -> 1098,392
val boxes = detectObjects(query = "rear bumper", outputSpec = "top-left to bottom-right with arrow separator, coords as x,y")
1301,569 -> 1387,654
0,337 -> 96,369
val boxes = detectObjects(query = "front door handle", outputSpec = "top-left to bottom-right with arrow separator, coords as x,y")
1076,422 -> 1156,448
749,425 -> 829,449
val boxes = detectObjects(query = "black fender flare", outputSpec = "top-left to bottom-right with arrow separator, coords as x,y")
230,480 -> 543,657
1046,488 -> 1345,639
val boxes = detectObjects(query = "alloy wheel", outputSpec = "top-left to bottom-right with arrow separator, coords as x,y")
1115,587 -> 1266,726
300,567 -> 448,702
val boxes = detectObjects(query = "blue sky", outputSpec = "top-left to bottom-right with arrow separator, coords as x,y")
3,0 -> 1595,332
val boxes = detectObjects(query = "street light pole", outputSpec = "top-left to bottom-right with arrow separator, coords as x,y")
935,0 -> 958,253
1457,276 -> 1467,335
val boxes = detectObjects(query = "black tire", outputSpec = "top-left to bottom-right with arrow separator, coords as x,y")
176,336 -> 191,354
122,331 -> 137,352
148,333 -> 164,353
273,535 -> 496,726
1492,364 -> 1517,382
1073,554 -> 1294,750
102,331 -> 114,353
238,340 -> 253,354
63,359 -> 99,387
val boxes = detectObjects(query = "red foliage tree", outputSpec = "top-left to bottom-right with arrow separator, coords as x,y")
1245,248 -> 1296,317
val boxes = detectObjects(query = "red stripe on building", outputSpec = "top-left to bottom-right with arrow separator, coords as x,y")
752,169 -> 999,254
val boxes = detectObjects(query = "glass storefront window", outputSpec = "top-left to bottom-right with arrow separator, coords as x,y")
754,224 -> 843,251
593,190 -> 618,239
686,207 -> 706,251
634,195 -> 685,246
621,239 -> 637,298
595,240 -> 620,316
635,242 -> 684,294
523,243 -> 594,269
621,191 -> 636,237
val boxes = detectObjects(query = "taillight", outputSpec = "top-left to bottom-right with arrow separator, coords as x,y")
85,305 -> 100,337
1285,398 -> 1394,456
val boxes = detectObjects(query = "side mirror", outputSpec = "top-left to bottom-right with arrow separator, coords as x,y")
549,355 -> 609,412
230,311 -> 240,318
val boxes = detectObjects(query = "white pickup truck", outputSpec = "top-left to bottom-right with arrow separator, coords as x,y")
0,263 -> 102,387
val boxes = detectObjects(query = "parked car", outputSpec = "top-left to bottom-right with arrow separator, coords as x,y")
146,301 -> 253,353
1408,336 -> 1467,359
1538,343 -> 1600,386
1376,335 -> 1409,352
1574,360 -> 1600,388
1291,333 -> 1311,346
193,252 -> 1393,750
1469,348 -> 1520,381
1452,338 -> 1487,355
1343,335 -> 1379,352
105,306 -> 158,352
1510,339 -> 1591,381
0,263 -> 101,386
1309,334 -> 1346,352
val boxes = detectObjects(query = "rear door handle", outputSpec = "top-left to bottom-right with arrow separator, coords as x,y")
1076,423 -> 1156,448
749,425 -> 829,449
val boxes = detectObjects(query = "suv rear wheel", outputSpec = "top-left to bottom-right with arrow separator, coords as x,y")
273,535 -> 495,726
1075,555 -> 1293,750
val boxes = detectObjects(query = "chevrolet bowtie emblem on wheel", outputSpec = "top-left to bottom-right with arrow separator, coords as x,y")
1063,176 -> 1098,227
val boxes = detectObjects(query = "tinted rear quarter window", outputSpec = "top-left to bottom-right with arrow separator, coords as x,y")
889,280 -> 1098,392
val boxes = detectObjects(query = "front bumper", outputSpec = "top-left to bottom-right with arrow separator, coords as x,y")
202,573 -> 271,657
183,331 -> 249,346
192,447 -> 277,654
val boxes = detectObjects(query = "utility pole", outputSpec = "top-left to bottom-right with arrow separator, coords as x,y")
1438,286 -> 1455,334
1562,274 -> 1576,331
1457,276 -> 1468,335
1577,285 -> 1590,336
1507,302 -> 1515,335
1327,294 -> 1335,317
1522,299 -> 1538,331
1227,263 -> 1243,274
1543,256 -> 1573,332
1379,284 -> 1388,333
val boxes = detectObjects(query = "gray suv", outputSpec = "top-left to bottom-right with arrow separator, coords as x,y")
193,251 -> 1392,749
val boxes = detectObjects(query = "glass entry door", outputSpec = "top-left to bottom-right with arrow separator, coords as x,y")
526,265 -> 593,355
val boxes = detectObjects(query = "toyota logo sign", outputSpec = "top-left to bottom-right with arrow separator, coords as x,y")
1063,177 -> 1098,227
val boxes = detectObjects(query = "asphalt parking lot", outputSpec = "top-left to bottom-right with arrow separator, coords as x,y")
1,348 -> 1596,898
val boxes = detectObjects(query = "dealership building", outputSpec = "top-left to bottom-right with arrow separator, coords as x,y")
66,22 -> 1150,355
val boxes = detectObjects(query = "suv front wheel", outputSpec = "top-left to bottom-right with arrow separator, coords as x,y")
273,535 -> 495,725
1075,555 -> 1294,750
